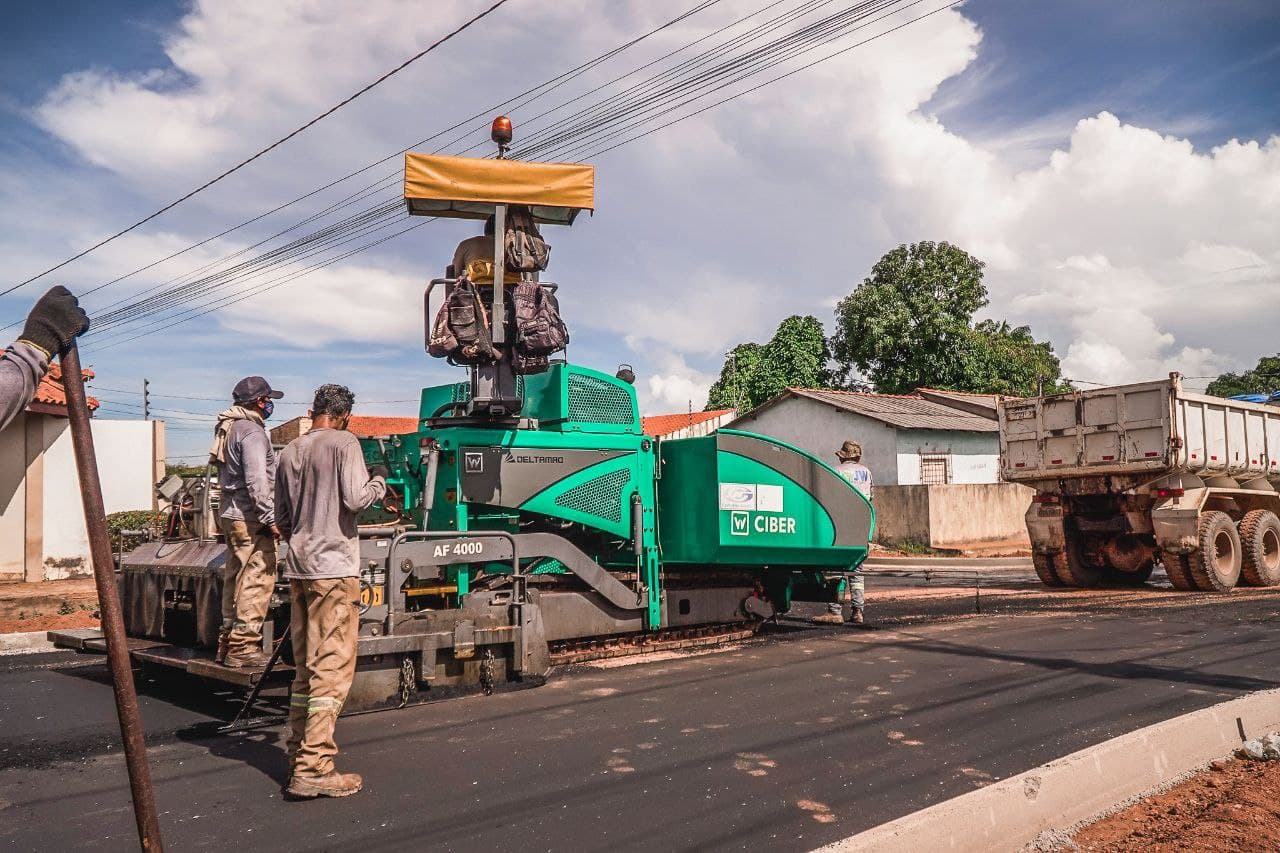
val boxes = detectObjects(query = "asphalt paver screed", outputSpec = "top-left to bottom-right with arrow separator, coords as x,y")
1071,756 -> 1280,851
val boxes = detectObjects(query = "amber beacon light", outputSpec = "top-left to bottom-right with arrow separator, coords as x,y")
491,115 -> 513,157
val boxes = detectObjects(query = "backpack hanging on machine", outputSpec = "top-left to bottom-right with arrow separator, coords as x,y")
428,277 -> 499,365
504,206 -> 550,273
512,280 -> 569,375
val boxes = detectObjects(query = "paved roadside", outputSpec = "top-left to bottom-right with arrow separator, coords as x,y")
2,584 -> 1278,852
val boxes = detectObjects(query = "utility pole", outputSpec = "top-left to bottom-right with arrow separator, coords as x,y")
143,378 -> 150,420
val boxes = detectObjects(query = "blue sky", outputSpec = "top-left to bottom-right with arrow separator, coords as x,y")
1,0 -> 1277,463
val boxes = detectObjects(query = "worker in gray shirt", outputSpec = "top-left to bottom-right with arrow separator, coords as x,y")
210,375 -> 284,667
0,286 -> 90,431
275,383 -> 386,799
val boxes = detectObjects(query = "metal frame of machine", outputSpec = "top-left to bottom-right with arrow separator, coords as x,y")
53,121 -> 874,713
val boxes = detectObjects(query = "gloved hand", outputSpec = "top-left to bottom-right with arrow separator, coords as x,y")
19,286 -> 90,357
368,464 -> 390,481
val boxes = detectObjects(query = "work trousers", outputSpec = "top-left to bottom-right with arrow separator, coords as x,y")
827,568 -> 866,616
219,516 -> 277,656
287,577 -> 360,777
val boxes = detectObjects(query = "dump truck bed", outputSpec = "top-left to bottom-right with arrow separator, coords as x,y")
999,376 -> 1280,483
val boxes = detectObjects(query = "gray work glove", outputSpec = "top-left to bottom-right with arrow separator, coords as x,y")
20,286 -> 90,357
368,464 -> 390,481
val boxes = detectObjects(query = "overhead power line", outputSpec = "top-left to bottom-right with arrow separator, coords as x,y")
2,0 -> 515,297
31,0 -> 954,353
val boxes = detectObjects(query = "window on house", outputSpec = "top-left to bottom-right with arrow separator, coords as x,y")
919,453 -> 952,485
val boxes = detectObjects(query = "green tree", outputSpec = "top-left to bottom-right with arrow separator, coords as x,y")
1206,355 -> 1280,398
707,315 -> 831,412
962,320 -> 1071,396
831,241 -> 1066,396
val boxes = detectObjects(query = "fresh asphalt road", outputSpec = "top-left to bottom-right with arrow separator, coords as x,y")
3,579 -> 1279,852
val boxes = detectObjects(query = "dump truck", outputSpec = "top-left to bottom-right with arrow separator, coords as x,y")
998,374 -> 1280,592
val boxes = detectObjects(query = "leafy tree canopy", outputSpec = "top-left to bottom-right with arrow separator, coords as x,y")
706,315 -> 830,412
1205,355 -> 1280,398
831,241 -> 1067,396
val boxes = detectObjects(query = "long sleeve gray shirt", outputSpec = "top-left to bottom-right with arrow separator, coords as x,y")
275,427 -> 386,580
0,342 -> 48,431
218,418 -> 277,525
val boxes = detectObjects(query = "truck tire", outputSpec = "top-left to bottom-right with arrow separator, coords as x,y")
1184,511 -> 1242,592
1238,509 -> 1280,587
1032,551 -> 1065,587
1056,538 -> 1104,587
1158,552 -> 1197,591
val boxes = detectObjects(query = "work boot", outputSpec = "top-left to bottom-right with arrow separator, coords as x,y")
223,649 -> 272,669
811,612 -> 844,625
849,608 -> 866,626
215,628 -> 231,664
285,770 -> 364,799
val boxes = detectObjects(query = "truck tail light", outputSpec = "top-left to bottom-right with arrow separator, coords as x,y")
1102,455 -> 1115,461
1144,452 -> 1159,458
1155,488 -> 1184,499
1032,494 -> 1060,504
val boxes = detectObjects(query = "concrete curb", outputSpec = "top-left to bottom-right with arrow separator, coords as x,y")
816,687 -> 1280,852
865,556 -> 1030,568
0,630 -> 58,656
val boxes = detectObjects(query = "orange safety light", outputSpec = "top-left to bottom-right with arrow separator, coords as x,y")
491,115 -> 513,147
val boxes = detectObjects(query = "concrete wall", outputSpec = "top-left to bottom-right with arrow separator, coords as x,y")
894,429 -> 1001,485
0,414 -> 28,581
730,396 -> 903,485
0,414 -> 162,582
874,483 -> 1033,549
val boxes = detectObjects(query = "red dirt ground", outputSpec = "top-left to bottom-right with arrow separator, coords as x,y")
0,578 -> 99,634
1072,757 -> 1280,851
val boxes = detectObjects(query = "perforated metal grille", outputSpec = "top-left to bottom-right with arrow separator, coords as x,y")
567,372 -> 633,425
451,383 -> 471,403
554,469 -> 630,522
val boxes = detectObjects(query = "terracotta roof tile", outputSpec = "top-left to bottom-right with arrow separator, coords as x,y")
30,362 -> 99,414
754,388 -> 996,432
344,415 -> 419,437
641,409 -> 734,437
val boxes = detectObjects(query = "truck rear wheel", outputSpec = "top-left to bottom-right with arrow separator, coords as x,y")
1185,511 -> 1242,592
1239,509 -> 1280,587
1158,552 -> 1197,590
1031,551 -> 1065,587
1056,538 -> 1104,587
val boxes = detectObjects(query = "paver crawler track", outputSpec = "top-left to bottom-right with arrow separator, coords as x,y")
549,622 -> 759,666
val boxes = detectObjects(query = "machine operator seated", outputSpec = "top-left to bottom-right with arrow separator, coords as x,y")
450,214 -> 500,283
449,206 -> 546,285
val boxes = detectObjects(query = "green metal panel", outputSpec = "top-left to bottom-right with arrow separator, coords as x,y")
657,430 -> 871,569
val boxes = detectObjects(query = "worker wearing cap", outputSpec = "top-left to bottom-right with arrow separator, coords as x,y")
210,375 -> 283,667
0,287 -> 90,431
815,440 -> 872,625
274,383 -> 387,799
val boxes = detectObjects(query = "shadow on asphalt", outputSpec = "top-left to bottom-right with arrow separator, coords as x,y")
869,633 -> 1278,694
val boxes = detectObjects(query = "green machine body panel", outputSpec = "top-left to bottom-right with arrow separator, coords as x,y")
362,365 -> 872,631
657,429 -> 872,569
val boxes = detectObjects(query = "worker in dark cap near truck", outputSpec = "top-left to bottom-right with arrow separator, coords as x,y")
0,286 -> 90,431
814,440 -> 872,625
210,375 -> 284,667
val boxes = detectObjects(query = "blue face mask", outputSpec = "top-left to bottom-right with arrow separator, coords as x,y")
261,400 -> 274,420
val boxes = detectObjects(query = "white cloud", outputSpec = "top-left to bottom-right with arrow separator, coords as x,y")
640,352 -> 715,414
8,0 -> 1280,447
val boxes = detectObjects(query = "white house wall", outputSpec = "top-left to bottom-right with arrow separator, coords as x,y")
894,429 -> 1000,485
729,397 -> 903,485
0,413 -> 26,580
0,415 -> 162,582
